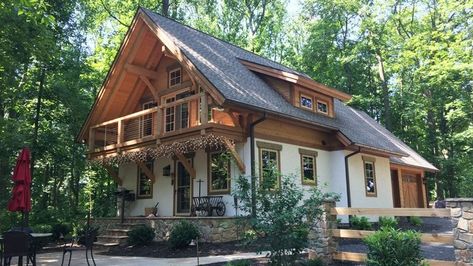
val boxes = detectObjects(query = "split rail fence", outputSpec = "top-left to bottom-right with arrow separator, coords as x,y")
330,207 -> 455,266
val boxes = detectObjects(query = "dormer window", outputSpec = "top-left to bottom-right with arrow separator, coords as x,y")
317,100 -> 328,114
169,68 -> 181,87
300,94 -> 313,110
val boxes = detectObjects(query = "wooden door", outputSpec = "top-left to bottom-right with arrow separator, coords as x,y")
402,174 -> 421,208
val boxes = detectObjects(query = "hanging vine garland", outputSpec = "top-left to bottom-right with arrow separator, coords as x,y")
91,134 -> 232,165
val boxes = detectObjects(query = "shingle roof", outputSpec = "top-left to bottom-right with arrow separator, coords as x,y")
141,8 -> 437,172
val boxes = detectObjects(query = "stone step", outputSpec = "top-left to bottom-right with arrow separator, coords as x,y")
97,235 -> 128,244
106,229 -> 130,237
94,241 -> 120,248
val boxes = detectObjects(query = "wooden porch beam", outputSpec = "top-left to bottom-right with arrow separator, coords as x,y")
125,63 -> 160,79
103,165 -> 123,186
223,138 -> 246,174
137,161 -> 157,184
176,153 -> 196,178
139,75 -> 160,102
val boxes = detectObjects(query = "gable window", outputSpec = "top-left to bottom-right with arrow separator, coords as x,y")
317,100 -> 328,114
164,97 -> 175,132
169,68 -> 182,87
208,151 -> 231,194
257,141 -> 282,188
300,94 -> 313,110
299,149 -> 318,186
137,160 -> 154,199
363,156 -> 377,197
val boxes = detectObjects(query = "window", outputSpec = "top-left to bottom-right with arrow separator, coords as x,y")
300,94 -> 313,110
164,97 -> 175,132
299,149 -> 318,185
208,152 -> 231,194
169,68 -> 181,87
257,141 -> 282,188
363,156 -> 377,197
317,100 -> 328,114
137,160 -> 154,199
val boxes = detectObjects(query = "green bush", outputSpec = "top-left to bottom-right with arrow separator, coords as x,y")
378,216 -> 398,229
52,223 -> 72,240
169,221 -> 199,249
350,216 -> 372,230
233,174 -> 339,265
127,225 -> 155,246
304,258 -> 325,266
224,260 -> 251,266
364,227 -> 422,266
32,224 -> 53,233
409,216 -> 422,227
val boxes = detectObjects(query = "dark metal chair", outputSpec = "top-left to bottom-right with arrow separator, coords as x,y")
61,228 -> 97,266
2,231 -> 36,266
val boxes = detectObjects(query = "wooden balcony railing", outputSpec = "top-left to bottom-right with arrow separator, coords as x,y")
89,107 -> 159,151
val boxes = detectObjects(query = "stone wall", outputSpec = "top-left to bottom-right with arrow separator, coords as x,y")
446,198 -> 473,264
307,200 -> 337,263
90,216 -> 248,243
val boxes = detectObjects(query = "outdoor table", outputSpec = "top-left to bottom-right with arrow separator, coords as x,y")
0,232 -> 53,265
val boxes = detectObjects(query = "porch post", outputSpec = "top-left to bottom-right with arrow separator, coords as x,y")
445,198 -> 473,264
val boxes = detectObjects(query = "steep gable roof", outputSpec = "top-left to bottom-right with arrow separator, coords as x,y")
113,8 -> 437,171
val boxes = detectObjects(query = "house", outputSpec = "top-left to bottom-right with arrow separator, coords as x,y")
77,8 -> 438,219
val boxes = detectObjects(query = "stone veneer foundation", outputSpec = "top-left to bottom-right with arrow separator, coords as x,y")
91,216 -> 248,243
446,198 -> 473,264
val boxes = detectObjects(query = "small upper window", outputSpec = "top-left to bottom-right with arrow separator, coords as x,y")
363,157 -> 377,197
169,68 -> 181,87
317,100 -> 328,114
300,94 -> 313,110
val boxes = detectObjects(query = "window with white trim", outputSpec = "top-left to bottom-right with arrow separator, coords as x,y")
169,68 -> 181,87
300,94 -> 313,110
363,157 -> 377,197
300,149 -> 318,185
317,100 -> 328,114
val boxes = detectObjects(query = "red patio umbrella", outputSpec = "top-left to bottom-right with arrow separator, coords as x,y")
7,148 -> 32,218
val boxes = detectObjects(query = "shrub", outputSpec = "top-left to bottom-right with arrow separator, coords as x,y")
169,221 -> 199,249
364,227 -> 422,266
32,224 -> 53,233
76,225 -> 100,245
225,260 -> 251,266
350,216 -> 372,230
409,216 -> 422,227
304,258 -> 325,266
52,223 -> 72,240
378,216 -> 398,229
233,173 -> 338,265
127,225 -> 155,246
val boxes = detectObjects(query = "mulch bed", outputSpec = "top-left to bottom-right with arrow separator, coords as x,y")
101,240 -> 265,258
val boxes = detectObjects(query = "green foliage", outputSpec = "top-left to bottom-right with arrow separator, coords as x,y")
364,227 -> 422,266
304,258 -> 325,266
378,217 -> 398,229
350,216 -> 372,230
168,221 -> 200,249
234,173 -> 338,265
51,223 -> 72,240
224,260 -> 251,266
409,216 -> 423,227
127,225 -> 155,246
32,224 -> 53,233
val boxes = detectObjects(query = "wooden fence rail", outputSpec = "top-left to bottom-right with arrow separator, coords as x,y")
330,207 -> 455,265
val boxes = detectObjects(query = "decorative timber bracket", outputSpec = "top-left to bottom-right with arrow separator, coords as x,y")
175,153 -> 196,179
137,161 -> 157,184
103,165 -> 123,186
223,138 -> 246,174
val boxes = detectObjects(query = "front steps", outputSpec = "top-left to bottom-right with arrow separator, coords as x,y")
95,223 -> 145,247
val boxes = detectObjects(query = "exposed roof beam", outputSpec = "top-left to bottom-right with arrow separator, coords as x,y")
140,75 -> 160,102
103,165 -> 123,186
125,63 -> 160,79
137,161 -> 157,184
223,138 -> 246,174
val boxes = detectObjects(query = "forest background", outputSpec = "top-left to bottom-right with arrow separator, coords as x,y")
0,0 -> 471,231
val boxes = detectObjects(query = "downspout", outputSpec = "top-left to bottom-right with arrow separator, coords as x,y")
345,147 -> 361,208
250,113 -> 266,217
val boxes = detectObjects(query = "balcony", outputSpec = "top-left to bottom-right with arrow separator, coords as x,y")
88,95 -> 244,156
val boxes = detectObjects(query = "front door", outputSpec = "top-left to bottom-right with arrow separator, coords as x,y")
175,161 -> 192,215
402,174 -> 421,208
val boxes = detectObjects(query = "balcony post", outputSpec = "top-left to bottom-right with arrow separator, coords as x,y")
157,107 -> 163,137
117,120 -> 124,145
200,92 -> 208,125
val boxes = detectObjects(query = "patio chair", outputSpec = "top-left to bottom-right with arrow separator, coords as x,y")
61,228 -> 97,266
2,231 -> 36,266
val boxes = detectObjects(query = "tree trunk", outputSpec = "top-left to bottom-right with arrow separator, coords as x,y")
162,0 -> 169,17
375,50 -> 392,130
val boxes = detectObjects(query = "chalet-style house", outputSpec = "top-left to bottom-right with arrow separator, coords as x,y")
78,8 -> 438,218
